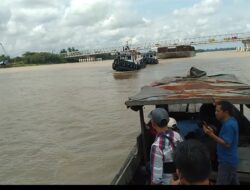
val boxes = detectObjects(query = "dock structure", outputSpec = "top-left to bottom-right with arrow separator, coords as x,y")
79,57 -> 96,62
78,57 -> 103,62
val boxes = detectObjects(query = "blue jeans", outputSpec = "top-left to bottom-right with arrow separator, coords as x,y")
216,163 -> 240,185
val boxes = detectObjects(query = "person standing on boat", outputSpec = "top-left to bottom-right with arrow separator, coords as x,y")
203,101 -> 239,185
146,117 -> 180,137
149,108 -> 183,185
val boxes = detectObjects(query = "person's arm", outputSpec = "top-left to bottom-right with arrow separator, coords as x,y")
150,145 -> 163,185
209,132 -> 230,148
203,124 -> 231,148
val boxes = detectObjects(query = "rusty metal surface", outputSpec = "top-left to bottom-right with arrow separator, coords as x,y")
126,74 -> 250,107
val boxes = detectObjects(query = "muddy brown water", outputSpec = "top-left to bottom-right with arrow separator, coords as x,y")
0,51 -> 250,184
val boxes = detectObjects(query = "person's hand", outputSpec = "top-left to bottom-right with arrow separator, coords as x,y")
212,98 -> 221,106
203,122 -> 214,136
170,178 -> 180,185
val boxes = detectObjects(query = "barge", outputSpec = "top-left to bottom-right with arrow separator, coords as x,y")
157,45 -> 195,59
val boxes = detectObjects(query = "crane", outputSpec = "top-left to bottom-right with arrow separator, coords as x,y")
0,42 -> 8,55
0,42 -> 9,66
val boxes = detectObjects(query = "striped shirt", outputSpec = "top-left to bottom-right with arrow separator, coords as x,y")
150,130 -> 183,185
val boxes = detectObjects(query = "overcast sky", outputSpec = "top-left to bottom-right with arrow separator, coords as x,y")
1,0 -> 250,56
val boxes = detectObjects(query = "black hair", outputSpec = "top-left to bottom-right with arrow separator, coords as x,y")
157,119 -> 169,128
199,104 -> 216,124
217,101 -> 233,116
185,132 -> 199,140
173,140 -> 211,183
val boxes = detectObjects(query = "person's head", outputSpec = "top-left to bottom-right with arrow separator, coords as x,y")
215,101 -> 233,122
148,108 -> 169,133
173,139 -> 211,185
167,117 -> 179,132
199,104 -> 216,124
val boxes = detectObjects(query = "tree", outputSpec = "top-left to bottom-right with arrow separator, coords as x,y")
60,49 -> 67,54
67,47 -> 78,52
20,52 -> 66,64
68,47 -> 72,52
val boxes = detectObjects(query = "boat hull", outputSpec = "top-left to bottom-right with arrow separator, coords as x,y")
111,135 -> 143,185
111,107 -> 250,185
112,59 -> 144,72
140,57 -> 158,65
157,51 -> 196,59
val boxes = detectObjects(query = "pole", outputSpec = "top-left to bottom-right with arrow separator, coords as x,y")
139,107 -> 148,165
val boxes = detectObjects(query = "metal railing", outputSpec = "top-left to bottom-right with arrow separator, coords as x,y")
62,32 -> 250,58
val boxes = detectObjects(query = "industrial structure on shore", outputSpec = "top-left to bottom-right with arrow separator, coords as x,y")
61,32 -> 250,62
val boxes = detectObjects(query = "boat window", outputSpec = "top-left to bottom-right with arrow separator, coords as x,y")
168,104 -> 202,113
126,56 -> 131,61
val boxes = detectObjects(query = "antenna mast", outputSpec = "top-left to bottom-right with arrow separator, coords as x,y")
0,42 -> 8,55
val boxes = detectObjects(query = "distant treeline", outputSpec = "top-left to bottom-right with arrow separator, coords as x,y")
196,47 -> 236,53
15,52 -> 66,64
1,52 -> 66,67
0,47 -> 82,67
1,50 -> 114,67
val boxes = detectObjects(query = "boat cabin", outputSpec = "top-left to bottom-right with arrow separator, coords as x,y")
116,45 -> 139,63
142,51 -> 157,59
111,68 -> 250,185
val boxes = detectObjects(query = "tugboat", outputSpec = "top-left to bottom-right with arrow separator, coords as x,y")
140,50 -> 158,65
112,44 -> 145,72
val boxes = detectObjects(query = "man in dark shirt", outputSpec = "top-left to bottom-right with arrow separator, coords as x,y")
203,101 -> 239,185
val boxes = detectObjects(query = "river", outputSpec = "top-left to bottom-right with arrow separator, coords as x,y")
0,51 -> 250,184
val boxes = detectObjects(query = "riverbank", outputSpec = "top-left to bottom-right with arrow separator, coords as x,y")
1,50 -> 250,73
196,50 -> 250,59
157,50 -> 250,64
0,60 -> 112,74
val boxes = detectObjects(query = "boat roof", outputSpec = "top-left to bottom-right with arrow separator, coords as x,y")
125,73 -> 250,108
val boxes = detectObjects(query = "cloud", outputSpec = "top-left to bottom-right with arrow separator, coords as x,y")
0,3 -> 11,30
173,0 -> 222,16
0,0 -> 250,57
15,0 -> 69,8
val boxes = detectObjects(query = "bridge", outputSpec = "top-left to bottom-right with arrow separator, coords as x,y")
62,32 -> 250,60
